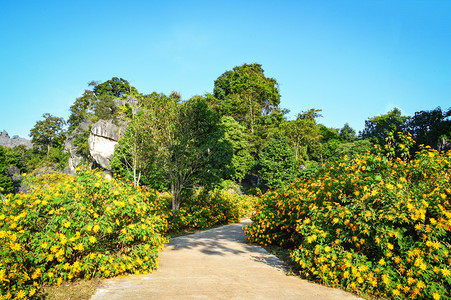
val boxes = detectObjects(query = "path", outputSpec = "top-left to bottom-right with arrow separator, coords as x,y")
90,219 -> 361,299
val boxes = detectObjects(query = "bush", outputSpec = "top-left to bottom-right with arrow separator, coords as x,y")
166,189 -> 258,231
245,146 -> 451,299
0,169 -> 167,298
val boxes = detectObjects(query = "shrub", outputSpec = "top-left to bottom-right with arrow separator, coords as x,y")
0,169 -> 167,298
167,189 -> 258,231
245,146 -> 451,299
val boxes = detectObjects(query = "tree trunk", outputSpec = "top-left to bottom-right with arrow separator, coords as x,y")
171,180 -> 181,216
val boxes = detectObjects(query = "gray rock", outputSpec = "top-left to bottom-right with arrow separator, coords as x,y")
88,120 -> 127,170
0,130 -> 32,149
6,165 -> 20,176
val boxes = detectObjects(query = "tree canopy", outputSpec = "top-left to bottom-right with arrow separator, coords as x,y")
213,63 -> 280,132
29,113 -> 66,155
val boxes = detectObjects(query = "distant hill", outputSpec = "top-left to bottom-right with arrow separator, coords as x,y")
0,130 -> 32,149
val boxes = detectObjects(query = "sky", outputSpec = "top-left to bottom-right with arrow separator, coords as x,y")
1,0 -> 450,138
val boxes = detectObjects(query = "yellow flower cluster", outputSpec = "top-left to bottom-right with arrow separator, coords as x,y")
0,169 -> 168,298
246,144 -> 451,299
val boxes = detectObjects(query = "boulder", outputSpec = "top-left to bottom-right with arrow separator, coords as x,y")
88,120 -> 126,170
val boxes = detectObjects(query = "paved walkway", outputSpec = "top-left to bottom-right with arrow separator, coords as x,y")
90,219 -> 361,299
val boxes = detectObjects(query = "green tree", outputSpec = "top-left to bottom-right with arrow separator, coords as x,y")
29,113 -> 66,156
258,133 -> 298,189
282,109 -> 322,163
93,77 -> 137,98
360,108 -> 408,145
405,106 -> 451,151
214,63 -> 280,133
219,116 -> 253,182
137,93 -> 233,213
94,94 -> 117,120
67,90 -> 96,132
339,123 -> 357,142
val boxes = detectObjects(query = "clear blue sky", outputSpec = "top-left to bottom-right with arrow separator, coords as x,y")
1,0 -> 450,138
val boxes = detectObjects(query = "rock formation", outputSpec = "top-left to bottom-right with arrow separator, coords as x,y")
0,130 -> 32,149
88,120 -> 126,171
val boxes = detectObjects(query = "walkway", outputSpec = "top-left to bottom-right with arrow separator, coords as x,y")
90,219 -> 361,299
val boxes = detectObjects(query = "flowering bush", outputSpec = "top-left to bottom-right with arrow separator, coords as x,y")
245,145 -> 451,299
168,189 -> 258,231
0,169 -> 167,299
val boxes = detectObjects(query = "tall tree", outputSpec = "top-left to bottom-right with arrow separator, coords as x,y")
93,77 -> 137,98
219,116 -> 253,182
213,63 -> 280,133
0,146 -> 14,194
360,108 -> 408,145
29,113 -> 66,156
282,109 -> 322,162
137,93 -> 233,213
258,133 -> 298,189
405,106 -> 451,150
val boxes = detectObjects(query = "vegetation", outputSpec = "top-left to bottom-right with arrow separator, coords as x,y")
1,63 -> 451,299
245,136 -> 451,299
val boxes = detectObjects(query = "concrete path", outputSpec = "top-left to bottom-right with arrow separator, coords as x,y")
91,220 -> 361,299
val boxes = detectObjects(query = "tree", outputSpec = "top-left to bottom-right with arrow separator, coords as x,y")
405,106 -> 451,151
29,113 -> 66,156
94,95 -> 117,120
282,109 -> 322,163
219,116 -> 253,182
258,133 -> 298,189
137,93 -> 233,213
213,63 -> 280,133
339,123 -> 357,142
67,90 -> 96,132
360,108 -> 408,145
93,77 -> 137,98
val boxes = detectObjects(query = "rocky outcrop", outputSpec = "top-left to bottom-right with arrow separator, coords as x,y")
0,131 -> 32,149
64,120 -> 92,174
88,120 -> 126,171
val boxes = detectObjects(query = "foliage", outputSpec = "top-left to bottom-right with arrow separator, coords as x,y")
360,108 -> 408,146
93,77 -> 137,98
94,95 -> 117,121
405,106 -> 451,151
137,93 -> 233,213
30,113 -> 66,156
160,189 -> 258,231
246,141 -> 451,299
111,113 -> 168,189
0,169 -> 167,298
219,116 -> 253,182
282,109 -> 322,163
0,147 -> 14,194
340,123 -> 357,142
258,133 -> 299,189
214,63 -> 280,132
67,90 -> 96,132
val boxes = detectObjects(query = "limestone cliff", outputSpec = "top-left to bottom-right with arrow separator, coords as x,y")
88,120 -> 126,171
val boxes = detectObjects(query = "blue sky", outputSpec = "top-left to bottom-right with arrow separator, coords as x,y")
1,0 -> 450,138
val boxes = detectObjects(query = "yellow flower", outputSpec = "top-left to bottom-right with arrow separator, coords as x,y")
40,241 -> 48,249
378,258 -> 385,266
432,292 -> 441,300
16,290 -> 26,299
63,221 -> 71,228
89,236 -> 96,244
442,268 -> 451,277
